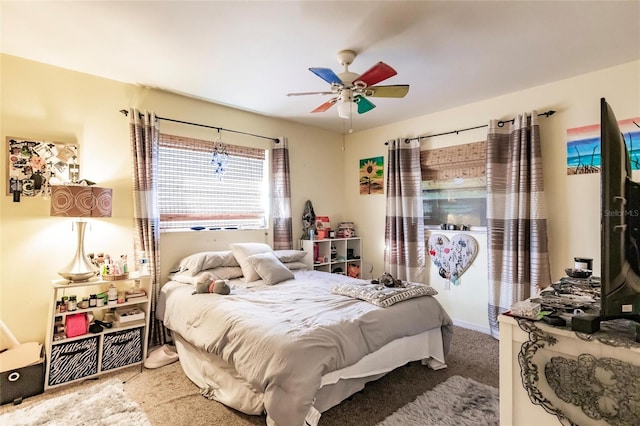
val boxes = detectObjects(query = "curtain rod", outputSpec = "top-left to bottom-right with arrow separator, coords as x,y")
119,109 -> 279,143
395,110 -> 556,144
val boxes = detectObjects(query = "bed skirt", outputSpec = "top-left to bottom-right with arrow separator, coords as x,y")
173,327 -> 447,425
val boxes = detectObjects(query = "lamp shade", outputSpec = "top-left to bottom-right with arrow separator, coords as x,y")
50,185 -> 112,217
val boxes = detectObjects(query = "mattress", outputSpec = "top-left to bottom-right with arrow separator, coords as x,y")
160,270 -> 453,426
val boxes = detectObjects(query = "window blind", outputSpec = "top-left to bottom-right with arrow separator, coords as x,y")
158,133 -> 268,231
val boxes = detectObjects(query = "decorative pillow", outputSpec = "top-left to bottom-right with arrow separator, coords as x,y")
283,262 -> 308,271
230,242 -> 274,282
274,250 -> 307,263
246,252 -> 294,285
176,250 -> 239,276
331,281 -> 438,308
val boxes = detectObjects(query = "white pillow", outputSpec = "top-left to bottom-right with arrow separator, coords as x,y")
169,270 -> 215,285
274,250 -> 307,263
230,243 -> 274,282
247,252 -> 294,285
209,266 -> 243,280
283,262 -> 308,271
177,250 -> 239,276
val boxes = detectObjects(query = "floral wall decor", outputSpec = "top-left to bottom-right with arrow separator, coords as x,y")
359,156 -> 384,195
427,233 -> 478,286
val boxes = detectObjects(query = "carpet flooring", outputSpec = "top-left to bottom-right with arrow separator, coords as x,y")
376,375 -> 498,426
0,379 -> 150,426
0,325 -> 498,425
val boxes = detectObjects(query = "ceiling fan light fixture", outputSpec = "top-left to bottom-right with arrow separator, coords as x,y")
291,50 -> 408,123
337,101 -> 353,119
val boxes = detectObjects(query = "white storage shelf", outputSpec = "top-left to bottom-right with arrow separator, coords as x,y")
302,237 -> 362,278
44,274 -> 152,389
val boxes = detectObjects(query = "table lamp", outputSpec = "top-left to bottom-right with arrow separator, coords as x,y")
50,185 -> 112,282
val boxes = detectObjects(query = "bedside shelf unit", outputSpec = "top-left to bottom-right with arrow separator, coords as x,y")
302,237 -> 362,278
44,274 -> 152,390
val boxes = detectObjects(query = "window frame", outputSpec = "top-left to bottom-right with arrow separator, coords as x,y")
157,133 -> 270,232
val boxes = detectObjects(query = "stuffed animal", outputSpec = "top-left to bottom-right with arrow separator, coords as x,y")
371,272 -> 403,288
192,272 -> 231,295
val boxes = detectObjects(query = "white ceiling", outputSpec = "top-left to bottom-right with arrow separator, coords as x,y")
2,1 -> 639,134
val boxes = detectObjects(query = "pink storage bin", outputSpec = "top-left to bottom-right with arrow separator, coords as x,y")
65,313 -> 88,338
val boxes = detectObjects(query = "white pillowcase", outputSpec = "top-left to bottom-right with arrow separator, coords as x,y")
230,242 -> 274,282
273,250 -> 307,263
177,250 -> 239,276
283,262 -> 308,271
209,266 -> 243,280
246,252 -> 294,285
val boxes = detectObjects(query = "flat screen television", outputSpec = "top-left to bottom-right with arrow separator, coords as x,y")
572,98 -> 640,333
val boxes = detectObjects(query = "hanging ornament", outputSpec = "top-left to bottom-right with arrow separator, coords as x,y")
211,130 -> 229,180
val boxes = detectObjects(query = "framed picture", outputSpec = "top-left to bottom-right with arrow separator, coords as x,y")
566,117 -> 640,175
7,137 -> 79,197
359,156 -> 384,195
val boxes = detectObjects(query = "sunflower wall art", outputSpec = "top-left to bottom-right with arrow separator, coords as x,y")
359,156 -> 384,195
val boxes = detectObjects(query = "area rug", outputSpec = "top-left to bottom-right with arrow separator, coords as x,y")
377,375 -> 499,426
0,378 -> 150,426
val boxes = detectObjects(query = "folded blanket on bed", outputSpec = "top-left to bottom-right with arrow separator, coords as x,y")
331,281 -> 438,307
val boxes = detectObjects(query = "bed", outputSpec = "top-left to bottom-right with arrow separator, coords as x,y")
158,244 -> 454,426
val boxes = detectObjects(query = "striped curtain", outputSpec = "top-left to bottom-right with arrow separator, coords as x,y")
384,138 -> 426,282
128,109 -> 165,346
486,112 -> 552,338
272,137 -> 293,249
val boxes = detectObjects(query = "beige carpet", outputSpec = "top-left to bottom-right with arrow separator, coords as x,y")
0,326 -> 498,425
0,379 -> 150,425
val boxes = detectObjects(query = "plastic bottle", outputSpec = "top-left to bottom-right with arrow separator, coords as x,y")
139,251 -> 150,276
107,283 -> 118,306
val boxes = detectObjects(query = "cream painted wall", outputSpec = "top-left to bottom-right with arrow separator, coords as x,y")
1,54 -> 639,342
0,54 -> 344,344
343,60 -> 640,333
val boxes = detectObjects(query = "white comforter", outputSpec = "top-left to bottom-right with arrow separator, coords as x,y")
161,270 -> 453,426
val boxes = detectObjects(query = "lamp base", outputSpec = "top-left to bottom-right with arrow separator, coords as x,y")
58,221 -> 99,282
58,270 -> 98,282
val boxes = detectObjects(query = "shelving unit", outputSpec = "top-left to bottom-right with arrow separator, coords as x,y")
44,274 -> 151,389
301,237 -> 362,278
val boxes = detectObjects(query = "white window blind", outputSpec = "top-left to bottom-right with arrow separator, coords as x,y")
158,133 -> 268,231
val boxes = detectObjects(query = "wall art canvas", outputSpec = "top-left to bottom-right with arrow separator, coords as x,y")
7,137 -> 79,197
359,156 -> 384,195
566,117 -> 640,175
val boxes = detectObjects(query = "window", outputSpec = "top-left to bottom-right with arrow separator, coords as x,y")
422,177 -> 487,227
158,133 -> 269,231
420,141 -> 487,227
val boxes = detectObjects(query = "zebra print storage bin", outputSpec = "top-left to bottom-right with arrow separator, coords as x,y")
101,327 -> 143,371
48,336 -> 98,386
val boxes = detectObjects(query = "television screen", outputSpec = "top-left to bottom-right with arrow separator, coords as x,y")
571,98 -> 640,333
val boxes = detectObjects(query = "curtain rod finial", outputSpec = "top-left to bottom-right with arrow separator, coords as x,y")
119,109 -> 128,116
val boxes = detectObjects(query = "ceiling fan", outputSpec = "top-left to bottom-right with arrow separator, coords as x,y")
287,50 -> 409,119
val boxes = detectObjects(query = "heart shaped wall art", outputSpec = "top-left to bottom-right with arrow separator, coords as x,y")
428,233 -> 478,285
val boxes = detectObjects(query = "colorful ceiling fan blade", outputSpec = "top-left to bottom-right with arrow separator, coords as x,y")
355,95 -> 376,114
356,62 -> 397,87
309,67 -> 343,85
366,85 -> 409,98
311,98 -> 338,113
286,91 -> 335,97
